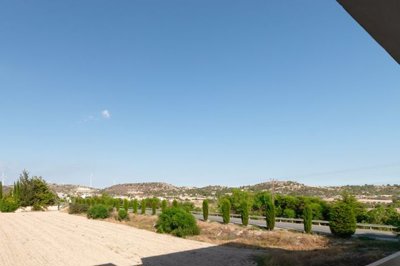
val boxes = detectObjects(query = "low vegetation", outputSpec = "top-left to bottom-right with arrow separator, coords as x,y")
156,207 -> 200,237
68,203 -> 89,214
87,204 -> 109,219
0,196 -> 19,212
118,209 -> 128,221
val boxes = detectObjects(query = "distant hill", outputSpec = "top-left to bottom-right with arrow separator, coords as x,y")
242,181 -> 400,199
48,184 -> 100,197
103,182 -> 180,197
40,181 -> 400,200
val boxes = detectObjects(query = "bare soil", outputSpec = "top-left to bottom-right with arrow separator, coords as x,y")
112,213 -> 400,266
0,212 -> 256,266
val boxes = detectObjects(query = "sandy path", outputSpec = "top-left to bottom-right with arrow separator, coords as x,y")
0,212 -> 256,266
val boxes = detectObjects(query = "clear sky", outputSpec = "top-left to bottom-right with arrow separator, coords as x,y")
1,1 -> 399,188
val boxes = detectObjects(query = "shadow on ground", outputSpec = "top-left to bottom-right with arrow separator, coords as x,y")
119,238 -> 399,266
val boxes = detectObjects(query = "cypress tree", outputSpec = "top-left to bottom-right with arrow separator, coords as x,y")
0,181 -> 2,199
132,199 -> 138,214
15,181 -> 20,200
240,200 -> 249,226
221,199 -> 231,224
151,199 -> 157,215
172,199 -> 178,207
329,202 -> 356,238
115,199 -> 120,212
123,198 -> 129,212
141,199 -> 146,214
161,199 -> 167,212
303,204 -> 313,234
202,199 -> 209,221
265,197 -> 275,230
13,182 -> 16,198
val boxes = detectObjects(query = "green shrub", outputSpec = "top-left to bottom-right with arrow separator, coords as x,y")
32,202 -> 43,211
115,199 -> 120,212
240,200 -> 250,226
87,204 -> 109,219
156,207 -> 200,237
118,209 -> 129,221
17,170 -> 57,207
202,200 -> 209,221
265,198 -> 275,230
283,208 -> 296,218
132,199 -> 138,214
161,200 -> 168,212
68,203 -> 89,214
123,199 -> 129,212
221,199 -> 231,224
329,202 -> 356,238
0,197 -> 19,212
141,200 -> 146,214
303,205 -> 312,234
178,201 -> 194,212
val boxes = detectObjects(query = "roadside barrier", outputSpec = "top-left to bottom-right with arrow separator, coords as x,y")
190,211 -> 398,232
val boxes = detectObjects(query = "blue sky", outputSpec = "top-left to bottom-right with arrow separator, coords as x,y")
1,1 -> 399,188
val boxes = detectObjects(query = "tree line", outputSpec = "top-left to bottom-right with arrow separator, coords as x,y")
210,189 -> 399,237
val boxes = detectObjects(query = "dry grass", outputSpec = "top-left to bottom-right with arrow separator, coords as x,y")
188,220 -> 328,250
105,213 -> 158,232
96,213 -> 400,266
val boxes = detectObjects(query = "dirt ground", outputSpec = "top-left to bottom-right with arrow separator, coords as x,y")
111,214 -> 400,266
0,211 -> 257,266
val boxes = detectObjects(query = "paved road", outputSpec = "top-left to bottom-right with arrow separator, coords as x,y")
192,213 -> 398,241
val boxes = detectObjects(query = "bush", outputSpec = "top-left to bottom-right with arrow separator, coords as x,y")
202,200 -> 209,221
87,204 -> 109,219
32,202 -> 43,211
0,197 -> 19,212
178,201 -> 194,212
221,199 -> 231,224
240,200 -> 250,226
329,202 -> 356,238
118,209 -> 129,221
68,203 -> 89,214
265,198 -> 275,230
303,205 -> 312,234
156,207 -> 200,237
283,208 -> 296,218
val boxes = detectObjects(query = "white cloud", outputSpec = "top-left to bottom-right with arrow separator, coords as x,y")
101,109 -> 111,119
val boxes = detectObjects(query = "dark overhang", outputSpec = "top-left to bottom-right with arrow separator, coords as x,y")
337,0 -> 400,64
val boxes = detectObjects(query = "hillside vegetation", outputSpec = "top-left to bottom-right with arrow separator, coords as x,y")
46,181 -> 400,201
